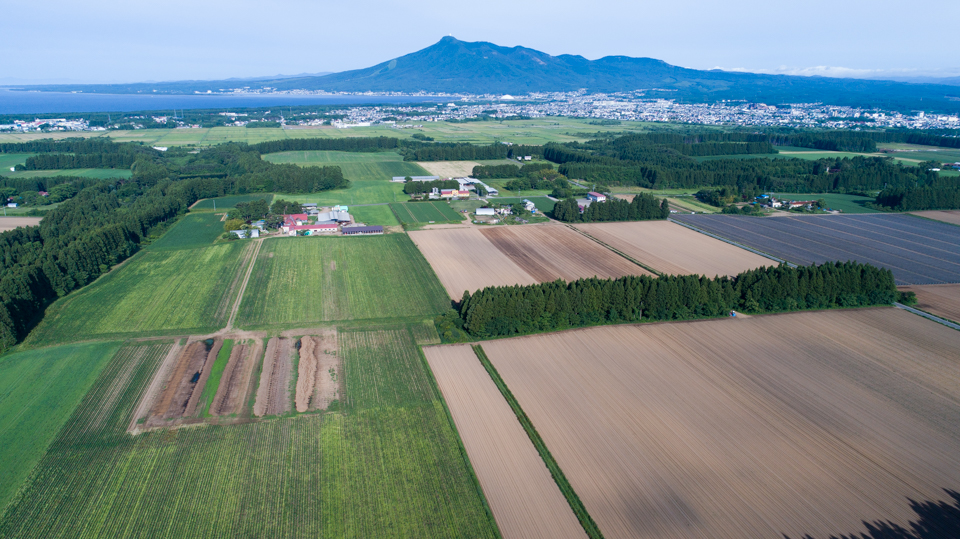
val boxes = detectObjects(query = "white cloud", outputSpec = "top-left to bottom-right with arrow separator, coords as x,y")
714,65 -> 960,80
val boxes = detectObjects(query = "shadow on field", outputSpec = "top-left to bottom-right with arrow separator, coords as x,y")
786,489 -> 960,539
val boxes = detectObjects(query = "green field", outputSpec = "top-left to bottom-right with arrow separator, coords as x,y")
281,182 -> 405,206
0,153 -> 36,171
236,235 -> 449,328
200,339 -> 234,417
0,327 -> 500,538
774,192 -> 880,214
26,243 -> 252,344
0,341 -> 124,510
490,196 -> 557,214
192,193 -> 274,210
389,202 -> 464,224
147,212 -> 226,250
347,204 -> 400,226
262,151 -> 430,181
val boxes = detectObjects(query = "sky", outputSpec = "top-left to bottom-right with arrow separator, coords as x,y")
3,0 -> 959,85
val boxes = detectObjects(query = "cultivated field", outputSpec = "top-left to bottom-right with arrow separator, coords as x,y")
235,235 -> 449,328
490,196 -> 557,213
147,212 -> 225,251
673,213 -> 960,284
576,220 -> 772,276
141,337 -> 223,428
424,344 -> 586,539
0,326 -> 500,538
208,338 -> 263,417
262,150 -> 430,181
26,242 -> 254,344
295,330 -> 341,412
409,227 -> 538,298
192,193 -> 273,210
390,201 -> 464,223
254,337 -> 295,416
347,204 -> 400,226
417,160 -> 480,177
911,209 -> 960,226
2,168 -> 132,180
481,309 -> 960,539
0,216 -> 42,232
480,225 -> 651,281
899,283 -> 960,323
0,341 -> 125,509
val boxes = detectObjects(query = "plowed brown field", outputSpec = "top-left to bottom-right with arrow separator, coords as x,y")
417,161 -> 481,178
910,210 -> 960,226
143,338 -> 220,428
481,309 -> 960,539
0,217 -> 42,232
409,228 -> 537,298
295,330 -> 341,412
576,220 -> 771,276
254,337 -> 294,416
479,225 -> 651,282
209,339 -> 262,417
899,283 -> 960,323
424,345 -> 587,539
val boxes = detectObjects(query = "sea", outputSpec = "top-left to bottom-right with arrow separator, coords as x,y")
0,89 -> 454,115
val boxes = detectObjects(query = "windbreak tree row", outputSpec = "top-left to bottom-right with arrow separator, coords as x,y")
454,261 -> 896,338
552,192 -> 669,223
874,187 -> 960,211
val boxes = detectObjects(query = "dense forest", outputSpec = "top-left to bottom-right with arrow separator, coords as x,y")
874,187 -> 960,211
441,262 -> 896,339
471,164 -> 520,179
552,193 -> 669,223
400,142 -> 542,162
402,179 -> 460,195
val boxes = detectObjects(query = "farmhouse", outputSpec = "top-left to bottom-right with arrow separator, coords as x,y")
283,213 -> 310,227
287,224 -> 339,236
587,192 -> 607,202
440,189 -> 470,199
342,225 -> 384,235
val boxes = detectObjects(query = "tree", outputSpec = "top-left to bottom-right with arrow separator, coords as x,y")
224,218 -> 245,232
271,198 -> 302,215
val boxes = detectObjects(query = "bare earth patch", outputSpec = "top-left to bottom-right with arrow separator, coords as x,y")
424,344 -> 586,539
899,283 -> 960,323
481,308 -> 960,539
140,338 -> 221,428
910,210 -> 960,226
417,161 -> 481,178
0,217 -> 42,232
209,338 -> 262,417
295,329 -> 341,412
576,220 -> 771,276
254,337 -> 294,416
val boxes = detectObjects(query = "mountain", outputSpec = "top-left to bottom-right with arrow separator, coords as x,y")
12,37 -> 960,113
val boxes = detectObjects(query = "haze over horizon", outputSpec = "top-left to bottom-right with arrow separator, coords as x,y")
4,0 -> 958,86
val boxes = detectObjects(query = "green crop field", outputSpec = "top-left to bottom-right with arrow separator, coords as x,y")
262,150 -> 430,182
0,327 -> 500,538
0,153 -> 36,171
0,340 -> 124,510
774,192 -> 880,214
236,235 -> 449,328
281,181 -> 405,206
26,243 -> 252,344
147,212 -> 226,250
389,202 -> 463,224
347,204 -> 400,226
491,196 -> 557,213
192,193 -> 274,210
199,338 -> 233,417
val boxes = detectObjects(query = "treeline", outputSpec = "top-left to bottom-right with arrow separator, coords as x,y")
22,152 -> 142,170
472,164 -> 519,179
401,142 -> 542,162
250,136 -> 399,154
553,193 -> 669,223
665,141 -> 776,156
874,187 -> 960,211
453,262 -> 896,338
403,179 -> 460,195
0,138 -> 139,154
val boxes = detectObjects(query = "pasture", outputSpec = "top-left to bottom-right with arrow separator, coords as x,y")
235,235 -> 449,328
409,227 -> 538,298
899,283 -> 960,323
673,213 -> 960,285
262,150 -> 430,181
0,153 -> 36,171
26,242 -> 253,344
0,340 -> 124,510
489,196 -> 556,213
0,326 -> 501,538
424,344 -> 587,539
575,220 -> 772,277
192,193 -> 273,210
347,204 -> 400,226
390,201 -> 463,224
480,308 -> 960,539
282,181 -> 404,205
146,212 -> 225,251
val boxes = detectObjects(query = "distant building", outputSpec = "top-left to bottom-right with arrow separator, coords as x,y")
523,156 -> 532,161
342,225 -> 384,235
475,208 -> 496,216
587,192 -> 606,202
6,203 -> 17,208
287,224 -> 339,236
440,189 -> 469,199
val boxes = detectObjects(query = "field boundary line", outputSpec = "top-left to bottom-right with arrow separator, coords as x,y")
565,224 -> 663,277
668,217 -> 797,267
472,344 -> 605,539
894,302 -> 960,331
225,239 -> 263,331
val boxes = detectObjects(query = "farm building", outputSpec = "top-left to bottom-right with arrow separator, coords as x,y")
230,229 -> 260,239
316,211 -> 352,223
283,213 -> 310,227
287,224 -> 339,236
476,208 -> 496,216
440,189 -> 470,199
587,192 -> 607,202
342,225 -> 384,236
301,203 -> 317,210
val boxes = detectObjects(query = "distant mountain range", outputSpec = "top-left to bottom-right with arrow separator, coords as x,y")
11,37 -> 960,113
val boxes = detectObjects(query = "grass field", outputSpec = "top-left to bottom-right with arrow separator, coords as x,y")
281,182 -> 405,206
347,204 -> 400,226
389,201 -> 463,224
0,341 -> 124,510
199,339 -> 234,417
480,309 -> 960,539
26,242 -> 253,344
147,212 -> 226,250
0,326 -> 501,538
774,192 -> 879,214
0,153 -> 36,171
489,196 -> 556,214
262,151 -> 430,181
192,193 -> 274,210
235,235 -> 450,328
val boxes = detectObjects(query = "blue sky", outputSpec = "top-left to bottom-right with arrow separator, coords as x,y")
4,0 -> 958,84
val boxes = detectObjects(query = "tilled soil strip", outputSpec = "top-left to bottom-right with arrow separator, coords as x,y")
254,338 -> 280,417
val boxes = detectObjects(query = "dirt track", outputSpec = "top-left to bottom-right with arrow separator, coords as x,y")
254,337 -> 293,416
576,220 -> 771,277
899,283 -> 960,323
480,309 -> 960,539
